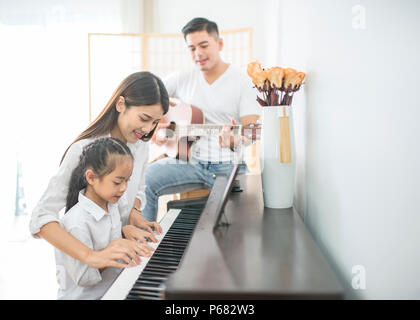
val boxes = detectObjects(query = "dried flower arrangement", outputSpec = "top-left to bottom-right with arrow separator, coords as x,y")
247,61 -> 306,107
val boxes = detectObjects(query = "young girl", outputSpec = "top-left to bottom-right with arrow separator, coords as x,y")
56,137 -> 142,299
30,71 -> 168,271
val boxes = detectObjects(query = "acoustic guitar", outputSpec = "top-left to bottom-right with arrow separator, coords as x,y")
151,102 -> 261,162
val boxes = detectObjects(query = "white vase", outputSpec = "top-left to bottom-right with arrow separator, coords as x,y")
259,105 -> 296,209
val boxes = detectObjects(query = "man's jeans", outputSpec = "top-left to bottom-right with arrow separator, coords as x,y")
142,157 -> 247,222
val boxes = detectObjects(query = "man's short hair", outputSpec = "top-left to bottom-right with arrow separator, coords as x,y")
181,17 -> 219,40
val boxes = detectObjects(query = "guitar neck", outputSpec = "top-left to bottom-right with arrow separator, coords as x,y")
174,124 -> 242,137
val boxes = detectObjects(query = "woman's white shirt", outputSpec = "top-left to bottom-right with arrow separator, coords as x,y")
29,134 -> 149,237
55,190 -> 122,300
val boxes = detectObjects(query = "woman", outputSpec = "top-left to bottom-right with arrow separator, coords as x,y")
30,71 -> 168,269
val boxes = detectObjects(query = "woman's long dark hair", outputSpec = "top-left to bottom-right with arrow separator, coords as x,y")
65,137 -> 133,213
61,71 -> 169,164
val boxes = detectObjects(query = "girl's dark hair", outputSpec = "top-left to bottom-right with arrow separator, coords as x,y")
65,137 -> 133,213
61,71 -> 169,164
181,17 -> 219,39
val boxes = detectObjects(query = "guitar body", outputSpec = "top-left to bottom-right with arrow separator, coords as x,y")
154,102 -> 205,162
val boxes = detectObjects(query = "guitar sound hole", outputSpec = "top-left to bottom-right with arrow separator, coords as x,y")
166,122 -> 176,138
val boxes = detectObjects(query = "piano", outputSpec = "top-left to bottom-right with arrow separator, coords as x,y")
102,166 -> 343,300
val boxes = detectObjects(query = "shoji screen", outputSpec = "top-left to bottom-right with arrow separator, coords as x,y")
88,29 -> 252,121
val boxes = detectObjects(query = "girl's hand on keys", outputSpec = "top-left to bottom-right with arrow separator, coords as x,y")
85,238 -> 147,269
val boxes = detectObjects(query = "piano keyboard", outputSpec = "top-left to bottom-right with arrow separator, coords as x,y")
102,203 -> 204,300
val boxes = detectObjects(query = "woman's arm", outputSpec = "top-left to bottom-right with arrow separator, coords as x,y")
38,221 -> 92,265
124,198 -> 162,244
39,221 -> 145,269
129,142 -> 163,237
30,141 -> 84,237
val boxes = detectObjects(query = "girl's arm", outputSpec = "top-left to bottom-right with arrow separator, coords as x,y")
39,221 -> 145,269
32,141 -> 144,268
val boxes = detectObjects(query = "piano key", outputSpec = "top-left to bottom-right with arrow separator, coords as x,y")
143,263 -> 178,271
151,252 -> 182,259
101,208 -> 181,300
152,247 -> 184,254
139,274 -> 169,281
135,279 -> 162,286
127,289 -> 164,297
102,201 -> 206,300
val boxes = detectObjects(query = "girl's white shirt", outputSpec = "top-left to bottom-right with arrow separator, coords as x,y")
29,133 -> 149,237
55,189 -> 122,300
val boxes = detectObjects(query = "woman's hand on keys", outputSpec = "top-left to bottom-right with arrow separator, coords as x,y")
122,224 -> 158,248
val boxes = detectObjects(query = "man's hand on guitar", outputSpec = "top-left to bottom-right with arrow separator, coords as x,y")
219,119 -> 241,149
153,122 -> 171,146
219,119 -> 254,150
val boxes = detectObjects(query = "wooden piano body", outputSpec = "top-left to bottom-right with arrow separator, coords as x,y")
103,172 -> 343,299
164,173 -> 343,299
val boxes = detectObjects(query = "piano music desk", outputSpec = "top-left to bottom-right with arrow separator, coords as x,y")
165,173 -> 343,299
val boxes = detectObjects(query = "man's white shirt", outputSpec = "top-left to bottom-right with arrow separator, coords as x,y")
163,64 -> 260,163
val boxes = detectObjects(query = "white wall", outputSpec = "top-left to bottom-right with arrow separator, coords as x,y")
152,0 -> 279,64
277,0 -> 420,299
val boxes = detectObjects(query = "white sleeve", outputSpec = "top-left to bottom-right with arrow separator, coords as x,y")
239,75 -> 261,118
163,71 -> 180,99
29,142 -> 84,238
110,214 -> 123,241
135,142 -> 149,211
62,227 -> 102,287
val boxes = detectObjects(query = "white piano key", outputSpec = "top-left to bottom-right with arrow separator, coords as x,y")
101,209 -> 181,300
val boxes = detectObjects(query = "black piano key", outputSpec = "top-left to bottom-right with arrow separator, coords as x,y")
127,289 -> 164,299
127,295 -> 162,300
144,263 -> 178,272
136,278 -> 164,285
161,235 -> 190,241
151,255 -> 181,263
127,292 -> 163,300
153,247 -> 184,254
134,280 -> 161,287
130,288 -> 164,296
140,272 -> 169,279
159,240 -> 189,246
125,202 -> 206,300
148,258 -> 179,267
151,251 -> 182,258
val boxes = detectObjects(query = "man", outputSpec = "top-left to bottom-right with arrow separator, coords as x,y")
142,17 -> 260,222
